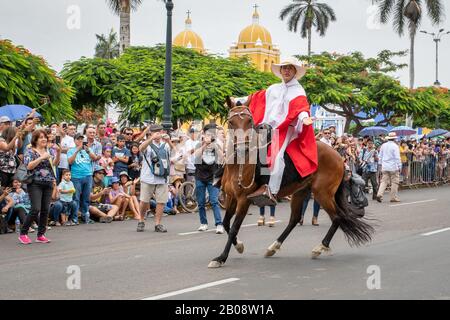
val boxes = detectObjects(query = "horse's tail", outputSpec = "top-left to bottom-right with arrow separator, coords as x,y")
334,178 -> 374,247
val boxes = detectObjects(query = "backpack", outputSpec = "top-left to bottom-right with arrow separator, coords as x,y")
144,143 -> 170,178
349,173 -> 369,209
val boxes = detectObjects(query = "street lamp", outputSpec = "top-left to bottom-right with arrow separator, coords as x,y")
420,29 -> 450,87
162,0 -> 174,131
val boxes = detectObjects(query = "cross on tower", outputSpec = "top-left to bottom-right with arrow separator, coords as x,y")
186,10 -> 191,19
253,4 -> 259,12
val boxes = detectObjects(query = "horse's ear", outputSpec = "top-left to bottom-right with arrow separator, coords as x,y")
225,96 -> 235,109
244,95 -> 252,107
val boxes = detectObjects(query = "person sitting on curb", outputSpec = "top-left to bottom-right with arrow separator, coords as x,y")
88,167 -> 119,223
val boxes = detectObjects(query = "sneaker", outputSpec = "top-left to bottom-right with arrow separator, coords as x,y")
376,196 -> 382,203
136,222 -> 145,232
268,217 -> 276,227
85,219 -> 95,224
48,221 -> 56,227
55,222 -> 61,227
31,222 -> 38,229
198,224 -> 208,232
257,216 -> 265,226
35,235 -> 51,243
99,216 -> 113,223
18,235 -> 32,245
154,224 -> 167,233
29,227 -> 35,233
216,224 -> 225,234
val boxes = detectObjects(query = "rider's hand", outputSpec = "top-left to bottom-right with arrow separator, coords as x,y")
302,117 -> 314,126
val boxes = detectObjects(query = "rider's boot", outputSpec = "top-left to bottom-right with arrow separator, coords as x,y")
247,184 -> 277,207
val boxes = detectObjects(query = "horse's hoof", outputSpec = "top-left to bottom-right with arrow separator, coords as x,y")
234,241 -> 244,254
311,244 -> 331,259
264,241 -> 281,257
208,260 -> 224,268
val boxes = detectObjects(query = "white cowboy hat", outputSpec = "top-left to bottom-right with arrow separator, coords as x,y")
271,57 -> 307,80
386,132 -> 398,140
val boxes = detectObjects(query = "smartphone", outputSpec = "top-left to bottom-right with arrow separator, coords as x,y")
55,136 -> 61,144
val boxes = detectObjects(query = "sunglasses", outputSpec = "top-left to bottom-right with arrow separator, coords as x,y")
125,132 -> 133,135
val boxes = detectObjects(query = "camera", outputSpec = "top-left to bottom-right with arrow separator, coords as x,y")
83,141 -> 88,148
55,136 -> 61,145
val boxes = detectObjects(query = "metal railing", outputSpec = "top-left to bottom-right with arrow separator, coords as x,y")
399,155 -> 450,187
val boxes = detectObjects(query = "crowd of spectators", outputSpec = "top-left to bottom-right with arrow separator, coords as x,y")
0,113 -> 228,241
0,112 -> 449,242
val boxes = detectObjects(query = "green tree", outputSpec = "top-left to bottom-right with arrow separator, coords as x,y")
95,28 -> 120,59
376,0 -> 445,89
298,51 -> 431,133
61,46 -> 278,124
412,87 -> 450,129
106,0 -> 143,54
0,40 -> 74,122
279,0 -> 336,56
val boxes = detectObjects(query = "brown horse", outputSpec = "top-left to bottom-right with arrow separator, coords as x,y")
208,98 -> 374,268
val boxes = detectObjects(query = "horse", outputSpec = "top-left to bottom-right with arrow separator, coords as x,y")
207,97 -> 374,268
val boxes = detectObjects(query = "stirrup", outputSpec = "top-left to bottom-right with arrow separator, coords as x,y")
247,185 -> 278,207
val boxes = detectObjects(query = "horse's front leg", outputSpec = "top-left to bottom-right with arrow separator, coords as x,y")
208,199 -> 250,268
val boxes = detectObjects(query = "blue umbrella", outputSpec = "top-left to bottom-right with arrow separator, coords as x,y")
359,126 -> 389,137
390,126 -> 416,136
0,105 -> 42,121
426,129 -> 448,139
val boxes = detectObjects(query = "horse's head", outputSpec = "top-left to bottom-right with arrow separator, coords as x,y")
225,96 -> 257,160
226,96 -> 253,133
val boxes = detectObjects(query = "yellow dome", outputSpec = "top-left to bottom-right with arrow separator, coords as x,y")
174,30 -> 204,52
238,24 -> 272,45
173,12 -> 205,53
237,7 -> 272,45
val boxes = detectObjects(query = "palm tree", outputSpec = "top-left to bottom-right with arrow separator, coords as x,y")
95,29 -> 120,59
106,0 -> 143,54
376,0 -> 445,90
279,0 -> 336,56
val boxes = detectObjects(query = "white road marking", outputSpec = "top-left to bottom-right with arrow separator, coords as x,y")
389,199 -> 436,207
178,220 -> 282,236
421,227 -> 450,237
142,278 -> 240,300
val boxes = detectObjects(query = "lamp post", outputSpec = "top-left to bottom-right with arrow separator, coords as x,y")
162,0 -> 174,131
420,29 -> 450,87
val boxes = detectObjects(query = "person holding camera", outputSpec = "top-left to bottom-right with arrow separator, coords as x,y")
194,124 -> 224,234
67,133 -> 98,224
136,124 -> 172,233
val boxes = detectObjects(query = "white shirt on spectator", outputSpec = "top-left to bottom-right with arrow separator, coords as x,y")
320,137 -> 332,147
140,141 -> 170,185
183,138 -> 200,171
59,135 -> 75,169
379,141 -> 401,172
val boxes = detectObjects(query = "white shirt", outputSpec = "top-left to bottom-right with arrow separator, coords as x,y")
58,135 -> 75,169
320,137 -> 332,147
379,141 -> 401,172
140,142 -> 171,185
183,138 -> 200,171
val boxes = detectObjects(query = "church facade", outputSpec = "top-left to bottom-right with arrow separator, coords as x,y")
173,6 -> 280,72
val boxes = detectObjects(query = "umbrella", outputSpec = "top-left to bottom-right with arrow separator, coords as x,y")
426,129 -> 449,139
444,132 -> 450,138
390,126 -> 416,136
358,126 -> 389,137
0,105 -> 42,121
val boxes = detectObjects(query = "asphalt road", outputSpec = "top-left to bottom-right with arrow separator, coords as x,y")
0,186 -> 449,300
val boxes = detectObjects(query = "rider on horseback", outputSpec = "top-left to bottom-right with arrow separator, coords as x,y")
246,57 -> 318,207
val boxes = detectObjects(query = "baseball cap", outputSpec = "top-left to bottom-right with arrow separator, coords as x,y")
0,116 -> 11,123
149,124 -> 163,132
109,176 -> 120,185
74,133 -> 85,140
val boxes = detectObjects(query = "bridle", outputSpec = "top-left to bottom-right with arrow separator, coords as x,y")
226,106 -> 256,189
